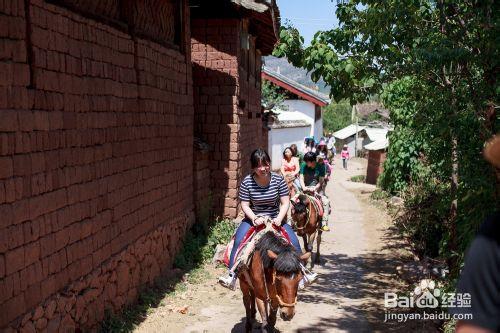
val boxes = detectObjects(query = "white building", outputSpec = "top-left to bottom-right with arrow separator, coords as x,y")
363,127 -> 389,147
333,124 -> 390,158
333,124 -> 366,158
262,67 -> 330,170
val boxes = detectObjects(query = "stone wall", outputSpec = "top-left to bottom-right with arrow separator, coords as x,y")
0,0 -> 194,330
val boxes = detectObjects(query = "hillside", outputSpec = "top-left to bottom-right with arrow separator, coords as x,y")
263,56 -> 331,94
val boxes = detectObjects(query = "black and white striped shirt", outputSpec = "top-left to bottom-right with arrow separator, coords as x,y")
239,172 -> 289,218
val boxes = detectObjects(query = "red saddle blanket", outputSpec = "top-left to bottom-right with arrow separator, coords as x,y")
222,223 -> 292,268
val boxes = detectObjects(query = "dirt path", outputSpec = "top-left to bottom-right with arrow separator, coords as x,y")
134,158 -> 416,332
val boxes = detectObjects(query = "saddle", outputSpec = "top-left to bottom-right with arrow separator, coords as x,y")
222,220 -> 292,270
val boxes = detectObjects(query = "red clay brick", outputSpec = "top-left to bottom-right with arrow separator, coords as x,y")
4,178 -> 16,203
0,203 -> 13,229
24,241 -> 40,266
24,281 -> 42,310
0,110 -> 19,132
12,154 -> 31,176
11,198 -> 29,224
1,293 -> 26,328
0,156 -> 14,179
0,254 -> 5,278
5,246 -> 25,275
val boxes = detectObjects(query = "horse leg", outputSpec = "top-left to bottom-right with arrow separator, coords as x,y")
240,278 -> 254,333
268,305 -> 278,328
308,232 -> 317,269
301,234 -> 309,252
315,230 -> 322,264
255,298 -> 269,333
250,290 -> 257,322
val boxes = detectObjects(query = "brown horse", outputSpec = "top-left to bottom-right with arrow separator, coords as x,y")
291,194 -> 322,268
239,231 -> 310,333
283,174 -> 297,198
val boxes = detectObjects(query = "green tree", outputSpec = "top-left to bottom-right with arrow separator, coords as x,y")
323,101 -> 352,133
261,80 -> 288,112
274,0 -> 499,276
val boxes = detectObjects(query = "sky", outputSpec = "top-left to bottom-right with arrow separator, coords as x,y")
276,0 -> 339,46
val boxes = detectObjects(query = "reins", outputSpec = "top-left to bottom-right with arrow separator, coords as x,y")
294,205 -> 310,230
260,254 -> 272,317
256,217 -> 298,314
295,195 -> 318,231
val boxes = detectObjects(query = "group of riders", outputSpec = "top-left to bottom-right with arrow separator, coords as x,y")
219,136 -> 349,291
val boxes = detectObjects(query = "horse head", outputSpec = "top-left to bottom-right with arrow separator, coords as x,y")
291,195 -> 310,234
257,232 -> 311,321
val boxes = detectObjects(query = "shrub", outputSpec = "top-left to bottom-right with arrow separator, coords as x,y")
350,175 -> 365,183
174,218 -> 236,270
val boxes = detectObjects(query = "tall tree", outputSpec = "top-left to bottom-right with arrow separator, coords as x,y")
274,0 -> 499,273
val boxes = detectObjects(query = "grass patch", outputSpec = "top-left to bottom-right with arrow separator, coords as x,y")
370,188 -> 390,201
350,175 -> 366,183
100,218 -> 236,332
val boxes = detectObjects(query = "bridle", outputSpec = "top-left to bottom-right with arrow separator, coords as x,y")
276,294 -> 297,308
294,206 -> 310,231
261,257 -> 299,313
294,197 -> 314,231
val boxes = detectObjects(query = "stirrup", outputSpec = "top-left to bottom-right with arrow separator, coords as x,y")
218,271 -> 237,290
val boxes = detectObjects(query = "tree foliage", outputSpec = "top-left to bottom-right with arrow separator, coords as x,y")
261,80 -> 288,111
274,0 -> 499,280
323,101 -> 352,134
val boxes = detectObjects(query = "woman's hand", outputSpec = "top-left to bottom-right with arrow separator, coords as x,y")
304,186 -> 315,193
272,218 -> 281,226
253,216 -> 266,226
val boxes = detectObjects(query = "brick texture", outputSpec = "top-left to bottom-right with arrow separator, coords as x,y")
191,19 -> 266,218
0,0 -> 194,330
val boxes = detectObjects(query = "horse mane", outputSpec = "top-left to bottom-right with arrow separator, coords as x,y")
255,232 -> 302,274
293,194 -> 309,214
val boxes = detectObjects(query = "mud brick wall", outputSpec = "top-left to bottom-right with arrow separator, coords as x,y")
191,19 -> 266,218
0,0 -> 194,331
366,150 -> 387,185
237,33 -> 266,178
193,145 -> 211,222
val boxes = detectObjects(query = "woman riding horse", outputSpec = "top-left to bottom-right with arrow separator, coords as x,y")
296,151 -> 331,232
218,148 -> 317,290
280,147 -> 300,197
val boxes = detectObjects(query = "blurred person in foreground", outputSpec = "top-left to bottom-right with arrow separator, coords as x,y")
452,135 -> 500,333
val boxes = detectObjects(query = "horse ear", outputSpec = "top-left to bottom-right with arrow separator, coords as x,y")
299,252 -> 311,261
267,250 -> 278,260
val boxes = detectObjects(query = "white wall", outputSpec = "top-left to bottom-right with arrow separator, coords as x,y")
280,99 -> 325,139
314,109 -> 323,138
282,100 -> 317,137
269,126 -> 311,170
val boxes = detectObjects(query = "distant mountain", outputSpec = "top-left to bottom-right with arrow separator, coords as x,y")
263,56 -> 331,95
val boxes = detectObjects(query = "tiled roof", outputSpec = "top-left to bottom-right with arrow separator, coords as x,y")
333,124 -> 365,140
262,67 -> 330,106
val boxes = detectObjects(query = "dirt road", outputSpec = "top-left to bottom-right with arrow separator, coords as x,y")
134,158 -> 416,332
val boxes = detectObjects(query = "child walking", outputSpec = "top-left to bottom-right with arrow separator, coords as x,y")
341,145 -> 350,170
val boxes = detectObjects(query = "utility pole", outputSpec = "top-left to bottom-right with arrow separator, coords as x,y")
353,104 -> 358,157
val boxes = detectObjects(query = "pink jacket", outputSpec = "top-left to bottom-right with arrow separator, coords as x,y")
341,150 -> 349,159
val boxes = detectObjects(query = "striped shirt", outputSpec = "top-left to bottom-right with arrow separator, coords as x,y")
239,172 -> 289,218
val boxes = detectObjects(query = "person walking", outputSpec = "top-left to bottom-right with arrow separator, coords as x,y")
341,144 -> 350,170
